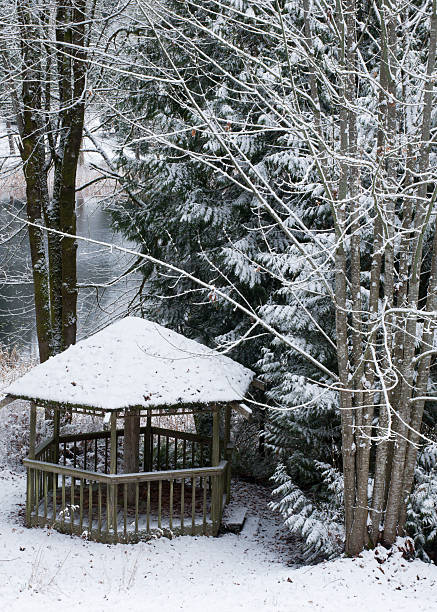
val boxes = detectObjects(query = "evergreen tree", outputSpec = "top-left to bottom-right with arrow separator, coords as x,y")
111,0 -> 344,534
407,443 -> 437,563
111,0 -> 280,361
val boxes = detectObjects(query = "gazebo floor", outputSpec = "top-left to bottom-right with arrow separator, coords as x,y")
31,480 -> 216,542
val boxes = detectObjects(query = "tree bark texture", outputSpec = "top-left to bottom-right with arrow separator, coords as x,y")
17,0 -> 52,363
332,0 -> 437,554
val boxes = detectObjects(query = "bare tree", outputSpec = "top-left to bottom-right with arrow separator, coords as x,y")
0,0 -> 119,359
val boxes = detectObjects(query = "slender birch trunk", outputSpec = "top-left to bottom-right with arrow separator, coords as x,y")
382,0 -> 437,545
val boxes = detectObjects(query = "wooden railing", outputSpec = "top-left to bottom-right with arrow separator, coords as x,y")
35,438 -> 55,463
26,425 -> 231,543
54,426 -> 215,475
23,458 -> 228,543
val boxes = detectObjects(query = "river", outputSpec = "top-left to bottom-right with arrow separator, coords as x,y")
0,195 -> 140,356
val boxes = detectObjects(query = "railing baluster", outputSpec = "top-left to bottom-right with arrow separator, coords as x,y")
115,434 -> 119,475
202,476 -> 207,534
63,442 -> 66,465
165,437 -> 169,470
174,437 -> 178,469
43,472 -> 48,521
98,483 -> 102,535
35,469 -> 40,522
146,481 -> 150,533
218,473 -> 222,524
113,483 -> 118,536
191,442 -> 195,468
88,482 -> 93,533
52,472 -> 57,521
104,438 -> 108,473
180,478 -> 185,533
61,475 -> 66,529
158,480 -> 162,529
32,469 -> 36,515
157,435 -> 161,470
211,475 -> 216,533
70,477 -> 75,534
94,438 -> 98,472
79,478 -> 84,533
84,440 -> 87,471
73,442 -> 77,468
183,439 -> 186,469
191,477 -> 196,534
169,479 -> 173,531
123,483 -> 127,538
106,483 -> 110,538
135,482 -> 139,533
26,468 -> 32,526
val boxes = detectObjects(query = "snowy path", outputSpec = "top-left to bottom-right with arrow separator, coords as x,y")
0,469 -> 436,612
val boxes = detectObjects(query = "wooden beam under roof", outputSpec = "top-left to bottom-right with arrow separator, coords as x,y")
0,395 -> 15,409
250,378 -> 265,391
230,402 -> 252,419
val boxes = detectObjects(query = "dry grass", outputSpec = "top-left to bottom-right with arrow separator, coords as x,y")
0,346 -> 38,467
0,344 -> 34,388
0,162 -> 117,203
75,164 -> 118,199
152,412 -> 195,432
0,167 -> 27,200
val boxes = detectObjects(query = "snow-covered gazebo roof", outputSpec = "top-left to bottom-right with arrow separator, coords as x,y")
4,317 -> 254,413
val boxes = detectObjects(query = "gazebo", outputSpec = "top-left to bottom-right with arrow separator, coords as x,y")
2,317 -> 256,543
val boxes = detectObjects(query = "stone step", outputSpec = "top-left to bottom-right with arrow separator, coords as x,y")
240,515 -> 260,538
221,505 -> 247,533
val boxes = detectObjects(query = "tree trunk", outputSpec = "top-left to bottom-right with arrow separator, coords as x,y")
17,0 -> 52,364
50,0 -> 87,349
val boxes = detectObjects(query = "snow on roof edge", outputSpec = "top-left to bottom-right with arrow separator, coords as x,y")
4,317 -> 255,412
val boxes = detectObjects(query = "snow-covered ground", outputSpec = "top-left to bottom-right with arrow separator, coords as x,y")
0,469 -> 436,612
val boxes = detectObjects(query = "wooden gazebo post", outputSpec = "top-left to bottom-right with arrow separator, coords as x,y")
109,412 -> 118,534
26,400 -> 37,526
29,401 -> 37,459
53,405 -> 60,465
124,408 -> 140,504
211,404 -> 221,533
224,405 -> 232,504
212,406 -> 220,466
145,408 -> 152,472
